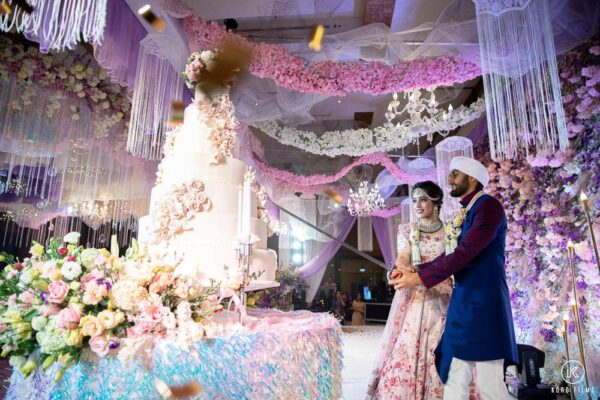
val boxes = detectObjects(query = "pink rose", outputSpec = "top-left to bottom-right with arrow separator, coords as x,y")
82,281 -> 108,305
7,270 -> 18,279
66,256 -> 76,262
13,262 -> 23,271
89,335 -> 109,357
80,315 -> 103,337
150,306 -> 169,322
126,321 -> 153,339
0,323 -> 6,333
57,247 -> 68,257
94,255 -> 107,266
47,281 -> 69,304
80,272 -> 103,291
7,294 -> 16,306
17,291 -> 35,308
57,308 -> 81,331
39,304 -> 61,316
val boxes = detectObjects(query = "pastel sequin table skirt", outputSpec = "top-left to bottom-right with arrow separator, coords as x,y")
6,310 -> 342,399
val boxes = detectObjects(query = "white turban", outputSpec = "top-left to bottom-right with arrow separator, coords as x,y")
449,156 -> 489,187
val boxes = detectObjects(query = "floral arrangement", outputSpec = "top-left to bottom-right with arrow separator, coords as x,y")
181,50 -> 217,90
247,266 -> 307,310
251,98 -> 485,157
408,224 -> 422,265
0,233 -> 221,381
252,151 -> 437,191
474,37 -> 600,384
0,37 -> 131,144
182,16 -> 481,96
149,179 -> 212,244
444,209 -> 466,255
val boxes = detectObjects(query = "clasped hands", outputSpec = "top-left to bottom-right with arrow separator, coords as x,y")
389,265 -> 422,290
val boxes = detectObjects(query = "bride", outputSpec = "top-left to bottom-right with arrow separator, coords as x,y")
367,181 -> 453,399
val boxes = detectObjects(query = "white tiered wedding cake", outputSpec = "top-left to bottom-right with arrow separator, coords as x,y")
137,89 -> 277,286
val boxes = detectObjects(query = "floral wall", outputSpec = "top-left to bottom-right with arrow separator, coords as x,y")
475,37 -> 600,385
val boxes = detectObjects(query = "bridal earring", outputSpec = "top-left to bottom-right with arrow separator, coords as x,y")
433,205 -> 440,222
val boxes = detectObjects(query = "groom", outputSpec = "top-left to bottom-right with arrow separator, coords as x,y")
392,156 -> 518,400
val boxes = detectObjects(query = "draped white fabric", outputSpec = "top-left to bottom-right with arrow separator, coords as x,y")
435,136 -> 473,222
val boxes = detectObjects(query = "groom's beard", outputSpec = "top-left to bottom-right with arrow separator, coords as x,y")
450,178 -> 470,197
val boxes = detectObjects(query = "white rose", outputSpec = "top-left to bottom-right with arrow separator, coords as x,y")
200,51 -> 213,64
61,261 -> 82,280
63,232 -> 81,244
79,248 -> 100,269
9,356 -> 26,368
19,270 -> 33,285
31,316 -> 48,331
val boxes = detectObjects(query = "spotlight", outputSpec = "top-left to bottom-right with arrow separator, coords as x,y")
505,344 -> 556,399
292,241 -> 302,250
292,253 -> 302,264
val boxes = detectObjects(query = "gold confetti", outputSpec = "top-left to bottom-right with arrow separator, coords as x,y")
168,100 -> 185,127
308,25 -> 325,52
138,4 -> 166,32
196,40 -> 252,99
0,2 -> 12,15
323,187 -> 343,205
169,381 -> 203,398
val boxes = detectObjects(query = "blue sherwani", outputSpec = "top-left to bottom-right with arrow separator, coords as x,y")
418,192 -> 518,383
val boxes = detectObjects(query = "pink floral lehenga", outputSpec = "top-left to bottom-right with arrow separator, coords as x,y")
367,224 -> 453,400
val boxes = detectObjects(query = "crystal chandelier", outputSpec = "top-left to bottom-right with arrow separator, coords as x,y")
384,89 -> 457,147
346,181 -> 385,216
69,201 -> 109,228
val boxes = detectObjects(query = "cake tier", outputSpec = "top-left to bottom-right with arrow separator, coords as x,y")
138,212 -> 269,250
159,154 -> 247,188
171,244 -> 277,286
149,178 -> 257,219
174,103 -> 214,154
137,215 -> 277,286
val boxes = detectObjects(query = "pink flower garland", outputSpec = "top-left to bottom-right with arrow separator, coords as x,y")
370,205 -> 403,218
252,152 -> 437,188
183,16 -> 481,96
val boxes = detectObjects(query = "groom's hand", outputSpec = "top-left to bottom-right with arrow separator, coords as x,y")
392,266 -> 422,290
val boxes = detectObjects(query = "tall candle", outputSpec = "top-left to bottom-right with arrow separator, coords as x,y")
241,179 -> 252,239
237,185 -> 242,238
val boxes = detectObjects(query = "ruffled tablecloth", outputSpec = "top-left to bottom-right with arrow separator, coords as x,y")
6,310 -> 342,399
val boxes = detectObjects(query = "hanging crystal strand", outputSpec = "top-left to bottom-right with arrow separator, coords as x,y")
2,219 -> 9,247
17,224 -> 24,248
127,34 -> 186,160
357,216 -> 373,252
475,0 -> 568,160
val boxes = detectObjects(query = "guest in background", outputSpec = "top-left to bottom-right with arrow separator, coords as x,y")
332,291 -> 346,323
352,292 -> 366,325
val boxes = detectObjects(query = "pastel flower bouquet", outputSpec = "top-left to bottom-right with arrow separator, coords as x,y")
181,50 -> 217,90
0,233 -> 221,381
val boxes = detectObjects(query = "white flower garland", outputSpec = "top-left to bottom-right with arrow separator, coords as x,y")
251,98 -> 485,157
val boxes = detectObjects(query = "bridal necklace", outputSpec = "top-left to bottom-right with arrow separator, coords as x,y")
418,217 -> 443,233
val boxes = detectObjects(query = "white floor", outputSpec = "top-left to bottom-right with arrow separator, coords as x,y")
341,325 -> 385,400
